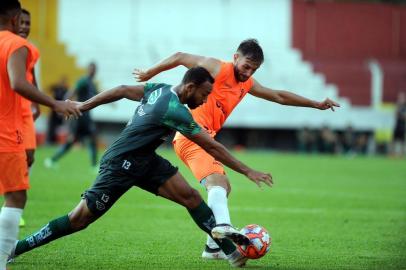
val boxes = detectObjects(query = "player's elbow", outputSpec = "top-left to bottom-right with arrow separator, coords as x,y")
116,85 -> 129,97
173,52 -> 187,64
10,79 -> 25,94
173,51 -> 184,59
270,92 -> 286,104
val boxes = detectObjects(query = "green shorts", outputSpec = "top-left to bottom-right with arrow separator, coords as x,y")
82,152 -> 178,216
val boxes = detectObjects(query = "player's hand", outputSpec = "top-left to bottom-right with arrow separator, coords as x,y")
316,98 -> 340,111
52,100 -> 82,119
69,100 -> 84,111
133,68 -> 152,82
246,170 -> 273,189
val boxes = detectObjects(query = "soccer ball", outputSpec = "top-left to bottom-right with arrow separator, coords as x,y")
237,224 -> 271,259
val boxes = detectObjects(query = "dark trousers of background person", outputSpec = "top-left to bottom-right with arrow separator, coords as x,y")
50,117 -> 98,167
47,112 -> 64,144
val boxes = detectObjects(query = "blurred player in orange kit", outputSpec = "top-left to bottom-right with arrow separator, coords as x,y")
134,38 -> 340,260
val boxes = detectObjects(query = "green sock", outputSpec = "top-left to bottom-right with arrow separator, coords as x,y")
188,201 -> 236,255
15,215 -> 73,256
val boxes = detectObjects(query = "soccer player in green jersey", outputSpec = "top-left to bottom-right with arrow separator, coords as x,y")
9,67 -> 272,267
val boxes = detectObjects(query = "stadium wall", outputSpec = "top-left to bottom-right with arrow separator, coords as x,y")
292,0 -> 406,105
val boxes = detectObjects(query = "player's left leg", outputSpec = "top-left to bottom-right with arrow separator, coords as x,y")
25,149 -> 35,169
156,171 -> 248,267
19,149 -> 35,228
12,199 -> 99,258
21,113 -> 37,227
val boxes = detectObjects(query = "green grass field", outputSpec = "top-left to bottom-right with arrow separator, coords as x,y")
4,147 -> 406,270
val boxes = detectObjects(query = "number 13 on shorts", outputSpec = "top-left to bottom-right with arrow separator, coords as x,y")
122,160 -> 131,170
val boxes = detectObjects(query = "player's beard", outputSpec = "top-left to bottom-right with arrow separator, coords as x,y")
187,101 -> 199,109
233,66 -> 248,82
187,95 -> 202,109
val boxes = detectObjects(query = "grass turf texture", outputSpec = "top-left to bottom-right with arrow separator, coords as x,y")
3,147 -> 406,270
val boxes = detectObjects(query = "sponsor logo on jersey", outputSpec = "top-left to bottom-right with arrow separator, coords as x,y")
147,88 -> 162,104
137,105 -> 146,116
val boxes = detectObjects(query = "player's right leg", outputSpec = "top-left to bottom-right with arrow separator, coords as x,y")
0,152 -> 29,269
11,159 -> 133,260
10,199 -> 98,259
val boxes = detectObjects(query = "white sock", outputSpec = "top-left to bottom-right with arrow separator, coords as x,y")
206,186 -> 231,249
0,207 -> 23,269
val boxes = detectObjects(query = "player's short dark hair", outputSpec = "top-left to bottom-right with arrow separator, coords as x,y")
237,38 -> 264,64
182,67 -> 214,86
0,0 -> 21,17
21,8 -> 29,15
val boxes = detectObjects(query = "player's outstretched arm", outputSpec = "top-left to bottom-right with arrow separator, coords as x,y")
187,130 -> 273,188
250,79 -> 340,111
133,52 -> 221,82
8,47 -> 81,118
79,85 -> 145,112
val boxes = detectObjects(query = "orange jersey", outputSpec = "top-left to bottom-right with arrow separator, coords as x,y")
0,30 -> 34,152
172,62 -> 253,181
21,42 -> 40,117
175,62 -> 253,141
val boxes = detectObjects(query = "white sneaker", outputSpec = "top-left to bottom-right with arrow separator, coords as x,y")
201,245 -> 227,260
211,224 -> 250,246
227,249 -> 248,268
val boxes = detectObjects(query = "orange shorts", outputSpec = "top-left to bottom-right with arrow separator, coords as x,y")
22,114 -> 36,149
173,136 -> 225,182
0,151 -> 29,195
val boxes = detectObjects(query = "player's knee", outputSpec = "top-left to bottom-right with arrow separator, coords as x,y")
4,190 -> 27,208
68,212 -> 92,231
68,204 -> 95,231
183,188 -> 202,209
205,176 -> 231,194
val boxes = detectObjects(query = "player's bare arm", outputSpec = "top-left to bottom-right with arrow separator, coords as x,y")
79,85 -> 145,112
186,129 -> 273,188
31,67 -> 41,120
8,46 -> 81,118
133,52 -> 222,82
250,79 -> 340,111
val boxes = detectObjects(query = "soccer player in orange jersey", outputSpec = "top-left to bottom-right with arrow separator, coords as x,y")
17,8 -> 41,228
134,39 -> 340,259
0,1 -> 81,268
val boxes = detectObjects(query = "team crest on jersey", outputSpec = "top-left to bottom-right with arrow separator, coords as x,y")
147,88 -> 162,104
